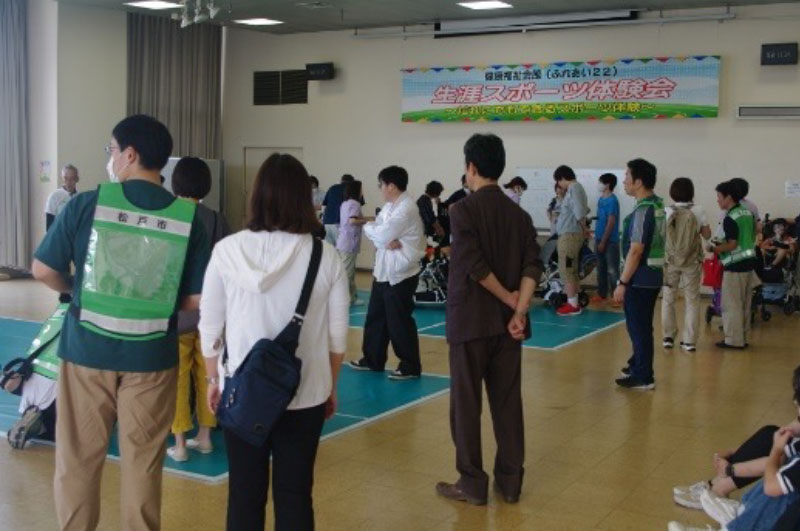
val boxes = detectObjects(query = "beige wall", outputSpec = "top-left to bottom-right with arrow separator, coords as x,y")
222,3 -> 800,267
27,0 -> 59,257
26,3 -> 127,254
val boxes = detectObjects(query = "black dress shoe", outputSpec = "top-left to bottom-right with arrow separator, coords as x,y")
715,341 -> 746,349
493,480 -> 520,504
435,482 -> 487,505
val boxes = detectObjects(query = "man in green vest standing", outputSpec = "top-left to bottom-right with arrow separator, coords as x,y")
614,158 -> 665,390
711,180 -> 757,349
32,115 -> 210,531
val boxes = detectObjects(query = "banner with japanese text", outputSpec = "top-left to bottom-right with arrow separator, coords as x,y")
401,56 -> 720,122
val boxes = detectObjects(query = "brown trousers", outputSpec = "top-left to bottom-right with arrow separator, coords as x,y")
54,361 -> 178,531
448,334 -> 524,500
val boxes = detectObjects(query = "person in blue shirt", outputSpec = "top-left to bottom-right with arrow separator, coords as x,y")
592,173 -> 621,303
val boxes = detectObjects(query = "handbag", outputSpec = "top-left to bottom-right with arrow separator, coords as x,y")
216,237 -> 323,446
702,255 -> 723,289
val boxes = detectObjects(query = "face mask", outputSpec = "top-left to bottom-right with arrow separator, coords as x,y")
774,227 -> 785,239
106,156 -> 119,183
597,183 -> 607,194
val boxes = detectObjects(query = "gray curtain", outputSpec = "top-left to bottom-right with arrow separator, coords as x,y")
127,13 -> 221,158
0,0 -> 30,268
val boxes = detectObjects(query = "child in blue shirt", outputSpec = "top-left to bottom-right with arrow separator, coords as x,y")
592,173 -> 621,302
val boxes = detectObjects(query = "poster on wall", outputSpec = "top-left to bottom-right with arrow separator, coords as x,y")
401,56 -> 720,123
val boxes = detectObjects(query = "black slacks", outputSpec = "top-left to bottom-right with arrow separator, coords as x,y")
728,424 -> 779,489
449,333 -> 524,500
362,275 -> 421,375
224,403 -> 326,531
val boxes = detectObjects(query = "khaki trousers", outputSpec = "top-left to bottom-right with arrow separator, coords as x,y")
557,232 -> 584,286
721,271 -> 757,347
54,361 -> 178,531
661,262 -> 702,345
338,250 -> 358,304
172,331 -> 216,434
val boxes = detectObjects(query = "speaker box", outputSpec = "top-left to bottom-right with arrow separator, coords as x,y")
306,62 -> 335,80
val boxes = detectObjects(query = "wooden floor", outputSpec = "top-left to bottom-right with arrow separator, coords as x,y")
0,275 -> 795,530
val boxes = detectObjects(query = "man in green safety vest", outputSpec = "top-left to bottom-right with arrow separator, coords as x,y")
614,158 -> 665,391
32,115 -> 210,531
710,180 -> 758,349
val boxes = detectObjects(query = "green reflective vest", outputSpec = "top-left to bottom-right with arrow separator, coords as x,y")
720,204 -> 756,266
78,183 -> 196,341
623,195 -> 666,270
30,304 -> 69,380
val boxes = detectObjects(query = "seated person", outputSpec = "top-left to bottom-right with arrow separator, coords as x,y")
759,218 -> 797,271
669,365 -> 800,531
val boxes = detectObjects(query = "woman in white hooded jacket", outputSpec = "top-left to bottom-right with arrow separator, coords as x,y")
199,153 -> 349,531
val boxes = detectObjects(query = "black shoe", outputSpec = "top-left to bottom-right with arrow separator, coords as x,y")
715,341 -> 746,350
435,482 -> 487,506
615,376 -> 655,390
662,337 -> 674,349
388,368 -> 420,381
348,359 -> 376,371
619,366 -> 631,378
7,406 -> 44,450
493,481 -> 520,504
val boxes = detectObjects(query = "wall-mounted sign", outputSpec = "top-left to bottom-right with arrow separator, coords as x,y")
761,43 -> 798,65
402,56 -> 720,123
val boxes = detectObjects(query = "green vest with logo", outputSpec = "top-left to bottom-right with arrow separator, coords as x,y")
29,304 -> 69,380
720,204 -> 756,266
78,183 -> 196,341
623,195 -> 666,270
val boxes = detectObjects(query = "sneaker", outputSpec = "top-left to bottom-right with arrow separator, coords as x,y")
348,359 -> 374,371
388,368 -> 420,381
668,522 -> 716,531
167,446 -> 189,462
7,405 -> 44,450
663,337 -> 675,349
556,303 -> 582,316
700,488 -> 741,526
715,341 -> 746,350
185,438 -> 213,454
673,481 -> 709,510
680,342 -> 697,352
435,482 -> 487,506
615,376 -> 655,390
619,366 -> 631,378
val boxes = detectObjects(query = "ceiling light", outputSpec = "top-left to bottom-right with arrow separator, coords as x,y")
194,0 -> 209,23
458,1 -> 513,10
234,18 -> 283,25
125,1 -> 183,9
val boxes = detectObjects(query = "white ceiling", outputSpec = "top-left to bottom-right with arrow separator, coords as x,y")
58,0 -> 800,34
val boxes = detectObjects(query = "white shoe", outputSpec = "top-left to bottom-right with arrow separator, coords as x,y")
673,481 -> 709,510
185,438 -> 213,454
351,298 -> 365,307
668,521 -> 717,531
166,446 -> 189,462
700,488 -> 741,526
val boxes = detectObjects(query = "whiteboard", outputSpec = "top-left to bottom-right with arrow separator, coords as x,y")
516,167 -> 633,233
161,157 -> 225,213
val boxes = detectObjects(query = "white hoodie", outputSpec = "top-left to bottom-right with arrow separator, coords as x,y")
199,230 -> 349,410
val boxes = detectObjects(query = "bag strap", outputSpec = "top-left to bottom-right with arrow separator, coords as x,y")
292,236 -> 324,324
1,332 -> 60,387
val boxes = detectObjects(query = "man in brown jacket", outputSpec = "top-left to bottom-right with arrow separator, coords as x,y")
436,133 -> 542,506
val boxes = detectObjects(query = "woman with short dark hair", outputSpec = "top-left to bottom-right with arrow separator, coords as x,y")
199,153 -> 349,531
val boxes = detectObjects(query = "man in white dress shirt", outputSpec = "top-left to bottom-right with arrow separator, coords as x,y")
349,166 -> 426,380
45,164 -> 80,230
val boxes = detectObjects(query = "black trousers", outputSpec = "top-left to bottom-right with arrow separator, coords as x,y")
362,275 -> 421,375
224,403 -> 326,531
728,425 -> 779,489
449,334 -> 524,500
623,286 -> 660,382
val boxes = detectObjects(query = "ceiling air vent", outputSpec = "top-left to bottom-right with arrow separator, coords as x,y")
737,105 -> 800,120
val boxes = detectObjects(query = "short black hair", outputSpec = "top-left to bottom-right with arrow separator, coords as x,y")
343,180 -> 362,202
729,177 -> 749,198
627,158 -> 657,190
309,175 -> 319,188
463,133 -> 505,180
461,174 -> 466,185
378,166 -> 408,191
112,114 -> 173,171
553,165 -> 576,182
341,174 -> 355,183
504,176 -> 528,190
669,177 -> 695,203
425,180 -> 444,197
171,157 -> 211,200
599,173 -> 617,191
715,180 -> 740,202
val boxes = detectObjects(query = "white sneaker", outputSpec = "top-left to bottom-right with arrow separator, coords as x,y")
166,446 -> 189,462
185,438 -> 213,454
700,488 -> 741,526
668,521 -> 717,531
673,481 -> 709,510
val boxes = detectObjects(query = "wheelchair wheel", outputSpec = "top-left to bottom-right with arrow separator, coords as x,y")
578,291 -> 589,308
